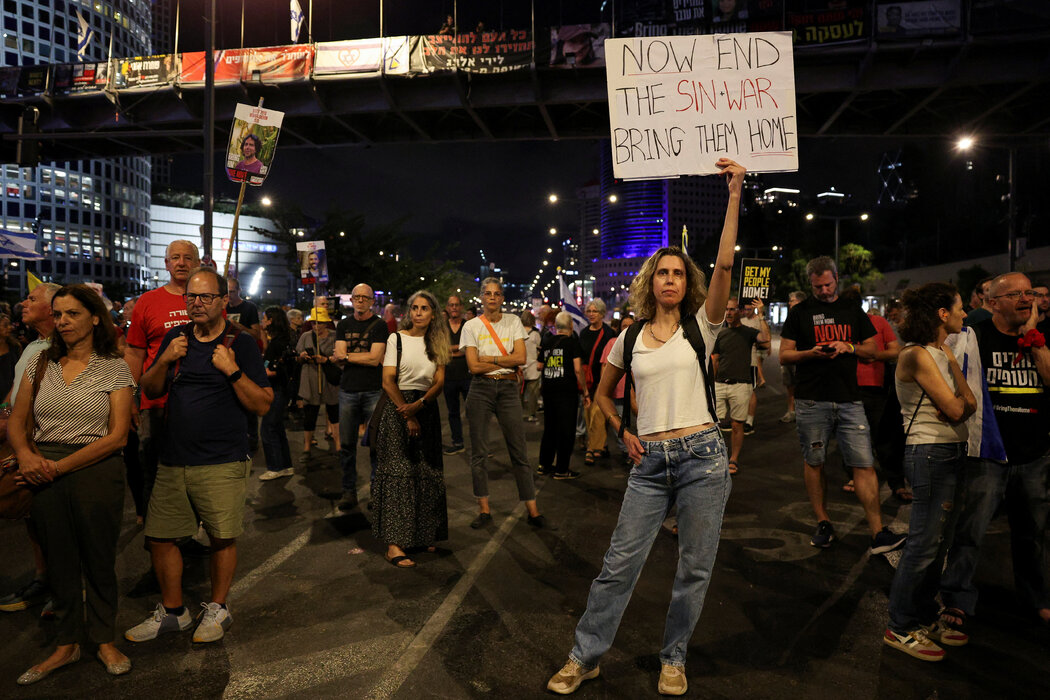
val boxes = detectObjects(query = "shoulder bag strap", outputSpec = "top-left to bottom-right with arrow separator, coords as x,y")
25,351 -> 49,446
587,326 -> 605,368
905,391 -> 926,439
479,315 -> 510,356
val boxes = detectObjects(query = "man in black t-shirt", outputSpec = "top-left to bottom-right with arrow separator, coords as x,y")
442,295 -> 470,454
538,312 -> 589,478
332,283 -> 388,510
941,272 -> 1050,625
780,256 -> 905,554
712,297 -> 769,473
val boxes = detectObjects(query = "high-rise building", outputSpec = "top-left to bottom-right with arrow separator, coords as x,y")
2,1 -> 154,297
590,146 -> 728,304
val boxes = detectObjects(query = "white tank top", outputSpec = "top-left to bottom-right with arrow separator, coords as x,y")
896,345 -> 968,446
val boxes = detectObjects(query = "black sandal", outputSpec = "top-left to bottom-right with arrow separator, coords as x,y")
940,607 -> 966,629
385,554 -> 416,568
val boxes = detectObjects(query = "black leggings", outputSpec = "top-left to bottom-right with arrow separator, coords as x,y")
303,403 -> 339,431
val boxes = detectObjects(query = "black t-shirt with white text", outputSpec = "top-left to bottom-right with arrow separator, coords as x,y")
540,334 -> 583,395
781,296 -> 876,403
334,315 -> 389,392
973,319 -> 1050,464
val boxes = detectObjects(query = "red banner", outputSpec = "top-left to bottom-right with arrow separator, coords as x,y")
245,45 -> 315,82
179,49 -> 250,84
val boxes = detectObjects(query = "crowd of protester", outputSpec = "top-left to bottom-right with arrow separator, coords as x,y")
2,173 -> 1048,689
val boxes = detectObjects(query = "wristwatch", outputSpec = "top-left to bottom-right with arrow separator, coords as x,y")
227,369 -> 243,383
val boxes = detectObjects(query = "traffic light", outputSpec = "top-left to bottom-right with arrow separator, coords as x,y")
16,106 -> 41,167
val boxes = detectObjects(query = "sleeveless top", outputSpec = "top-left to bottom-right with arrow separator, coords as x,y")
896,344 -> 968,446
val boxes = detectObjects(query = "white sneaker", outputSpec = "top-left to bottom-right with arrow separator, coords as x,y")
125,603 -> 192,642
193,602 -> 232,643
259,467 -> 295,481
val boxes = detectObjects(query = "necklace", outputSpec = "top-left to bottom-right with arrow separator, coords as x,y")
648,321 -> 680,343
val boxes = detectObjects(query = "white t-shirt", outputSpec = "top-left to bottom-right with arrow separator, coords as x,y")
383,332 -> 436,391
460,313 -> 527,377
606,305 -> 720,436
523,328 -> 542,381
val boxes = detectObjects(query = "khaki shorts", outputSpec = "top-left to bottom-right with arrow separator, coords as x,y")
714,382 -> 751,423
145,460 -> 251,540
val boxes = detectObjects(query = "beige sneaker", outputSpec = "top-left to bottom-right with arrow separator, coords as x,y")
658,664 -> 687,695
546,658 -> 599,695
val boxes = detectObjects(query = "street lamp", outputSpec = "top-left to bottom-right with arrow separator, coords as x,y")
804,212 -> 870,273
956,135 -> 1017,271
261,196 -> 272,207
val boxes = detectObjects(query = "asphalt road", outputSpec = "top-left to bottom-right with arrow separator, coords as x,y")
2,345 -> 1048,699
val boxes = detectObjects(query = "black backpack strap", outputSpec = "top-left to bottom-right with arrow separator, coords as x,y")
681,315 -> 719,420
620,320 -> 646,434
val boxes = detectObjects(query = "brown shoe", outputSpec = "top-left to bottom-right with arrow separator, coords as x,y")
658,664 -> 687,695
547,658 -> 599,695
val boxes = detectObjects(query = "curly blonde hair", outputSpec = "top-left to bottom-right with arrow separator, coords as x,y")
398,290 -> 450,365
628,246 -> 707,320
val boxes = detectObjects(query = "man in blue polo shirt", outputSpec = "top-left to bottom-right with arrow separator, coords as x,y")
126,268 -> 272,645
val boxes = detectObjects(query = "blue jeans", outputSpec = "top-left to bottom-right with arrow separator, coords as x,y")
260,387 -> 292,472
570,426 -> 731,669
941,454 -> 1050,614
888,442 -> 965,634
794,399 -> 873,467
443,376 -> 472,446
339,389 -> 381,494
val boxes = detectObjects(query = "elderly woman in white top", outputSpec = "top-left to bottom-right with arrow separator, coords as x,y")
9,284 -> 135,684
548,158 -> 745,696
882,282 -> 975,661
371,290 -> 450,569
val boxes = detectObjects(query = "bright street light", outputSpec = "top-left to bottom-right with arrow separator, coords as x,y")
805,213 -> 815,221
548,194 -> 558,203
549,227 -> 557,235
261,196 -> 272,206
956,136 -> 975,150
608,194 -> 618,203
860,213 -> 870,221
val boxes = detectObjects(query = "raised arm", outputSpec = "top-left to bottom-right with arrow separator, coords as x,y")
704,158 -> 746,325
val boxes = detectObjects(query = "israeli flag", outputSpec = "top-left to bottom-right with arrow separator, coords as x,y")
0,229 -> 44,261
559,275 -> 588,332
76,10 -> 93,62
290,0 -> 304,43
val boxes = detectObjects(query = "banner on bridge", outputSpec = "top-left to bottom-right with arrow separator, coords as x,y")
414,31 -> 533,74
113,54 -> 179,89
314,37 -> 411,77
604,31 -> 798,180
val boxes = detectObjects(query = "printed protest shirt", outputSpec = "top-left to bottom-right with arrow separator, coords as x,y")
973,319 -> 1050,464
460,314 -> 527,377
780,297 -> 876,403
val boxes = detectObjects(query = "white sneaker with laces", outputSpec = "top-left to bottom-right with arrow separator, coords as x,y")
193,602 -> 232,643
125,603 -> 192,642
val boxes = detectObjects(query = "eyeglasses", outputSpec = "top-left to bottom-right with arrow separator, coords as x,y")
351,295 -> 373,302
481,291 -> 503,298
993,290 -> 1037,300
183,292 -> 222,304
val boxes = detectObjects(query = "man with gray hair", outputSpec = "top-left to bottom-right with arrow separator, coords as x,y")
580,298 -> 615,464
127,239 -> 201,517
780,256 -> 905,554
0,282 -> 61,615
461,277 -> 546,528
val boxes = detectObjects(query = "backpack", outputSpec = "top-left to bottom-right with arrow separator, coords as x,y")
620,314 -> 718,435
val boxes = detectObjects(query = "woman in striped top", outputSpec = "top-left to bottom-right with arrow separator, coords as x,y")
8,284 -> 135,685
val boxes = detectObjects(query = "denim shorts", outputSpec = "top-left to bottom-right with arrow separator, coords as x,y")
794,399 -> 873,468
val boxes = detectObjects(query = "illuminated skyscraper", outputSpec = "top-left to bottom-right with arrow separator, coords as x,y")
1,1 -> 154,295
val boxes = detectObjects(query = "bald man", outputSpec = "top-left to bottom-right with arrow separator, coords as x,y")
333,284 -> 388,510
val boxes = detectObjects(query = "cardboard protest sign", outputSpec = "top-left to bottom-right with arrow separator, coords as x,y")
225,103 -> 284,186
738,258 -> 773,302
296,240 -> 328,285
605,31 -> 797,180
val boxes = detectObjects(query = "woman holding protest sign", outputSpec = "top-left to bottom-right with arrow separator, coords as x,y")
547,158 -> 744,696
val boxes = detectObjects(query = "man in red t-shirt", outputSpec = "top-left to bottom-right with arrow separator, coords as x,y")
846,308 -> 908,499
126,240 -> 200,510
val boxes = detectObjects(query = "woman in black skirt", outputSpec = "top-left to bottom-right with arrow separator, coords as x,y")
372,290 -> 450,568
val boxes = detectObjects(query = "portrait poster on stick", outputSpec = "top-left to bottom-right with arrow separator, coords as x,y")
226,103 -> 284,186
605,31 -> 797,180
296,240 -> 328,285
738,258 -> 774,303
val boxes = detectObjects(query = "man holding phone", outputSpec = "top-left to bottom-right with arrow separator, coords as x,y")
779,256 -> 907,554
